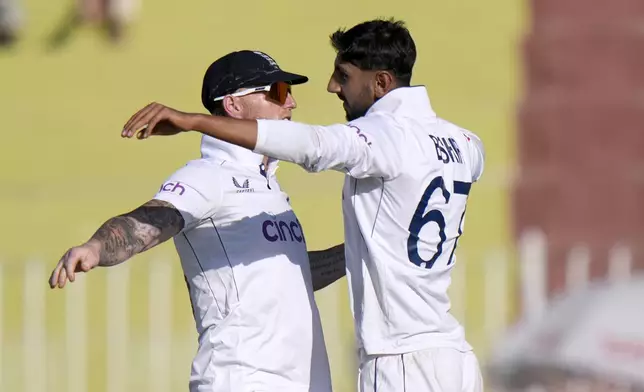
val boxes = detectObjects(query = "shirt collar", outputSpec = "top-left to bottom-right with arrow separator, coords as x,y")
366,85 -> 436,118
200,135 -> 279,173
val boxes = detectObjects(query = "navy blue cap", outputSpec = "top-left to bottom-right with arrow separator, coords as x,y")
201,50 -> 308,113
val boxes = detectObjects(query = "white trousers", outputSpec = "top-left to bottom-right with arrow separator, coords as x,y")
358,347 -> 483,392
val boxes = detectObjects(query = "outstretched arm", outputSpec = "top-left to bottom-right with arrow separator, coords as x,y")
308,243 -> 346,291
90,199 -> 184,265
49,199 -> 184,288
121,103 -> 402,179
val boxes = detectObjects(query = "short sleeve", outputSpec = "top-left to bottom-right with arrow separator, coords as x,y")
153,159 -> 223,230
461,129 -> 485,182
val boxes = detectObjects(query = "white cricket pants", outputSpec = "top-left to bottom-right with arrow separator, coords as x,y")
358,348 -> 483,392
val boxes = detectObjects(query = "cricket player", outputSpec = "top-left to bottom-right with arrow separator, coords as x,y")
49,50 -> 334,392
122,19 -> 485,392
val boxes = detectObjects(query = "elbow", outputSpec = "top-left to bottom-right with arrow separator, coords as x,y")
301,154 -> 325,173
299,133 -> 328,172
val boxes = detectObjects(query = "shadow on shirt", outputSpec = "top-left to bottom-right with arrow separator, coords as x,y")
172,209 -> 331,390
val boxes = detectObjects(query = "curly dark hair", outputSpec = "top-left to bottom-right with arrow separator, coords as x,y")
330,19 -> 417,85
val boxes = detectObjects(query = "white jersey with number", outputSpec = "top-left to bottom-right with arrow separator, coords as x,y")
255,86 -> 485,356
153,137 -> 332,392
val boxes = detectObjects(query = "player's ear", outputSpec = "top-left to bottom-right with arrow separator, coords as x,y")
223,96 -> 244,119
374,71 -> 394,99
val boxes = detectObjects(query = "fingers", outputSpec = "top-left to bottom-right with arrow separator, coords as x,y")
58,268 -> 68,289
139,110 -> 165,139
79,260 -> 93,272
49,248 -> 83,289
122,102 -> 155,136
122,103 -> 165,138
49,258 -> 65,289
65,251 -> 77,284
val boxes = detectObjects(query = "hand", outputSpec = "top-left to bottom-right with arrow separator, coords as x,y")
49,241 -> 101,289
121,102 -> 197,139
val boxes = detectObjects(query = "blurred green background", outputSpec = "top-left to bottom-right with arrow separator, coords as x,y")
0,0 -> 526,390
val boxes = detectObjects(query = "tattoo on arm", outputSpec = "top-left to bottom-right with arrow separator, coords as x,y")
308,243 -> 346,291
90,199 -> 185,267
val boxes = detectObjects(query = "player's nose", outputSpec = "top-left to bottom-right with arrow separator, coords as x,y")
284,92 -> 297,109
327,77 -> 340,94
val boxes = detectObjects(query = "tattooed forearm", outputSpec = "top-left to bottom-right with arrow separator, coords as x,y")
308,243 -> 346,291
90,199 -> 185,267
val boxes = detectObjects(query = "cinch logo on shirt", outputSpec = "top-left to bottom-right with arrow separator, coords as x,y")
262,219 -> 304,243
159,181 -> 186,195
349,125 -> 372,146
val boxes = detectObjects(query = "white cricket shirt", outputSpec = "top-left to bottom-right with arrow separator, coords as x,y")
255,86 -> 485,356
153,136 -> 332,392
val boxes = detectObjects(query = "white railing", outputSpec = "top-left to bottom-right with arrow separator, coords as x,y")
517,228 -> 633,324
0,229 -> 636,391
0,258 -> 189,392
107,261 -> 129,392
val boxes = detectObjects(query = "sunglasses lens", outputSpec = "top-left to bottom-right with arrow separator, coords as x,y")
270,82 -> 290,104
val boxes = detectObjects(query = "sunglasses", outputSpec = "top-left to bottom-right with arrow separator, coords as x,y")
213,81 -> 291,105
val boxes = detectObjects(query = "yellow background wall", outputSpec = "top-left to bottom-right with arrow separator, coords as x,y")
0,1 -> 526,390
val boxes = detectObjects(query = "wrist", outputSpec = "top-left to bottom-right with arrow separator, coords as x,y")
85,239 -> 102,256
186,113 -> 209,132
